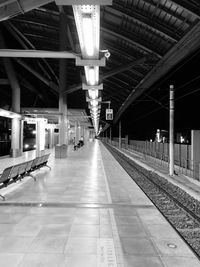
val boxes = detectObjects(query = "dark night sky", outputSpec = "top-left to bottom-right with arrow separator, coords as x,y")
110,47 -> 200,141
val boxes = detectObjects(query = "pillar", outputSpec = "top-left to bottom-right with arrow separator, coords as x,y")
55,8 -> 68,158
36,119 -> 46,157
84,127 -> 89,143
78,125 -> 81,141
119,120 -> 121,149
0,30 -> 22,157
20,120 -> 24,154
48,127 -> 54,149
82,126 -> 86,143
110,126 -> 112,144
58,93 -> 68,146
169,85 -> 174,176
75,121 -> 79,145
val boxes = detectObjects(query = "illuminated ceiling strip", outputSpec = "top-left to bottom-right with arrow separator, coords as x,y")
88,89 -> 98,99
73,5 -> 100,59
73,4 -> 101,133
85,66 -> 99,86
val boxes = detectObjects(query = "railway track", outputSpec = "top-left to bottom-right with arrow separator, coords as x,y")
104,143 -> 200,259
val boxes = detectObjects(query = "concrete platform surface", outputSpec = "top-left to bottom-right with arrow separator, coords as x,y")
0,141 -> 199,267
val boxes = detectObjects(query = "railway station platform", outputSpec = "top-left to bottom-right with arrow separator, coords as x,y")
0,140 -> 200,267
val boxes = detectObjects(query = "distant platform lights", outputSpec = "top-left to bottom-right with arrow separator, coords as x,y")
73,4 -> 102,134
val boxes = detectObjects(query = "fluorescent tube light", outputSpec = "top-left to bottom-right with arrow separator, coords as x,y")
82,16 -> 94,57
90,99 -> 98,106
85,66 -> 99,85
89,89 -> 98,99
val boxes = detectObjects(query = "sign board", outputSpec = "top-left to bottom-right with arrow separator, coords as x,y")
106,109 -> 113,120
25,118 -> 37,124
25,118 -> 48,124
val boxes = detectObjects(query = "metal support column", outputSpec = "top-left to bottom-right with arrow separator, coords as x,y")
36,119 -> 46,157
48,127 -> 54,149
20,120 -> 24,154
119,121 -> 121,149
169,85 -> 174,176
56,7 -> 68,158
110,126 -> 112,144
75,121 -> 79,146
78,125 -> 81,141
0,29 -> 22,157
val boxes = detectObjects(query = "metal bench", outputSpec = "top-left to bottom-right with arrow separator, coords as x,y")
31,154 -> 51,170
0,153 -> 51,200
10,163 -> 23,182
40,153 -> 51,169
24,160 -> 35,180
0,166 -> 13,200
18,161 -> 35,181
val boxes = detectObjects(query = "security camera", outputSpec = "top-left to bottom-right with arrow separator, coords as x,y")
105,51 -> 110,59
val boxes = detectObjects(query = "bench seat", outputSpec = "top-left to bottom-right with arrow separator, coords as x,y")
0,153 -> 51,200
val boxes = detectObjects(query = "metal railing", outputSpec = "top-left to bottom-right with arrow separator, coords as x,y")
103,138 -> 200,181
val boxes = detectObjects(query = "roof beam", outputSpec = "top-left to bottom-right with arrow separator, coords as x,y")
0,0 -> 54,22
59,6 -> 76,52
103,39 -> 155,66
18,74 -> 44,101
114,20 -> 200,123
11,18 -> 58,31
0,28 -> 21,114
105,58 -> 145,79
102,23 -> 162,59
104,76 -> 130,90
0,1 -> 16,9
36,7 -> 162,59
4,21 -> 59,83
0,49 -> 78,58
103,88 -> 126,103
171,0 -> 200,17
15,59 -> 59,95
113,72 -> 139,86
103,80 -> 129,97
64,57 -> 145,94
66,21 -> 76,52
106,5 -> 179,42
101,122 -> 110,133
103,57 -> 146,79
139,0 -> 194,21
4,23 -> 50,79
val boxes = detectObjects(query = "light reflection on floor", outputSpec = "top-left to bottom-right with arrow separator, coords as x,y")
0,141 -> 199,267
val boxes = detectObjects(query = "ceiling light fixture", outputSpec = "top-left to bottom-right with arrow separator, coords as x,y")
85,66 -> 99,85
88,89 -> 98,100
73,5 -> 100,59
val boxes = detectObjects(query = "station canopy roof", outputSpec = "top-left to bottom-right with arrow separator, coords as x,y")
0,0 -> 200,131
21,107 -> 91,126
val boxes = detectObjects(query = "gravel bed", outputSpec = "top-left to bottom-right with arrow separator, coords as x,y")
105,144 -> 200,259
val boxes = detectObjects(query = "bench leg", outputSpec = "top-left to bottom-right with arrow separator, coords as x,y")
45,164 -> 51,170
27,173 -> 36,181
31,174 -> 36,181
0,194 -> 5,201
